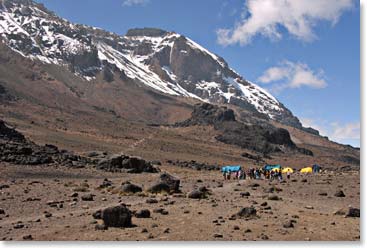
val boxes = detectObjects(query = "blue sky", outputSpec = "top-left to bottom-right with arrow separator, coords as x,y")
35,0 -> 360,147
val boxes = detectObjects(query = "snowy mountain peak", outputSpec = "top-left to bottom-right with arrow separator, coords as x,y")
0,0 -> 304,128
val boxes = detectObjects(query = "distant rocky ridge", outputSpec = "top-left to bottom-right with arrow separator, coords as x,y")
0,119 -> 158,172
175,103 -> 313,156
0,0 -> 317,134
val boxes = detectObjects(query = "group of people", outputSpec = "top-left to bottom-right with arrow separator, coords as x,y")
222,167 -> 291,181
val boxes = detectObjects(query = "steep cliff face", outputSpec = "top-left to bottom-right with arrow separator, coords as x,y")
0,0 -> 310,130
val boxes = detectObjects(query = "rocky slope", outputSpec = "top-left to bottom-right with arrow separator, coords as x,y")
175,103 -> 313,155
0,0 -> 312,131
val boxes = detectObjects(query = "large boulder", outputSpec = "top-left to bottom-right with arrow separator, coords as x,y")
97,154 -> 158,173
97,154 -> 124,171
187,189 -> 205,199
121,182 -> 142,194
101,205 -> 132,228
147,182 -> 170,194
159,173 -> 180,193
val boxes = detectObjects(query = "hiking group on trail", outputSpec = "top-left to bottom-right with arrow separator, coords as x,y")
221,164 -> 321,181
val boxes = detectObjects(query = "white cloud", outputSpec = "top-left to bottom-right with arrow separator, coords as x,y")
257,60 -> 327,92
331,122 -> 360,141
122,0 -> 150,7
217,0 -> 354,46
300,118 -> 360,147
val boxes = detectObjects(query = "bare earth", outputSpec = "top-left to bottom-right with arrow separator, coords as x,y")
0,163 -> 359,241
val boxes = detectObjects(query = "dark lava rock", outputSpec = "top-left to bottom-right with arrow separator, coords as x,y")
188,189 -> 205,199
147,183 -> 170,194
260,202 -> 268,207
301,179 -> 307,183
240,192 -> 251,197
0,209 -> 5,215
213,233 -> 223,238
97,154 -> 158,173
99,178 -> 112,188
318,192 -> 328,196
345,207 -> 360,218
101,205 -> 132,228
92,210 -> 102,219
159,173 -> 180,193
176,103 -> 236,126
121,183 -> 142,194
334,190 -> 345,197
260,234 -> 269,240
44,212 -> 52,218
283,220 -> 294,228
135,209 -> 151,218
153,208 -> 168,215
174,103 -> 307,155
264,186 -> 282,193
22,235 -> 33,240
81,194 -> 94,201
235,207 -> 257,218
268,195 -> 280,201
0,184 -> 9,190
146,198 -> 158,204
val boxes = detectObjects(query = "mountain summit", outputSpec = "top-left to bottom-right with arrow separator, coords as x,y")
0,0 -> 313,131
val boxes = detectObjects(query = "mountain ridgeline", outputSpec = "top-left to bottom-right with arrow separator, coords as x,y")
0,0 -> 319,135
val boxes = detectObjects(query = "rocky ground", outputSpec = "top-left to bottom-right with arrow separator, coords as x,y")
0,162 -> 359,241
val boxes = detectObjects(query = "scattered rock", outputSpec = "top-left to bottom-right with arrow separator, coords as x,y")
147,183 -> 170,194
153,208 -> 168,215
268,195 -> 280,201
345,207 -> 360,218
283,220 -> 294,228
135,209 -> 151,218
240,192 -> 251,197
44,212 -> 52,218
22,235 -> 33,240
99,178 -> 112,188
235,207 -> 257,218
334,190 -> 345,197
318,192 -> 328,196
213,233 -> 223,238
188,189 -> 205,199
121,183 -> 142,194
146,198 -> 158,204
81,194 -> 94,201
260,234 -> 269,240
101,205 -> 132,228
69,192 -> 78,197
